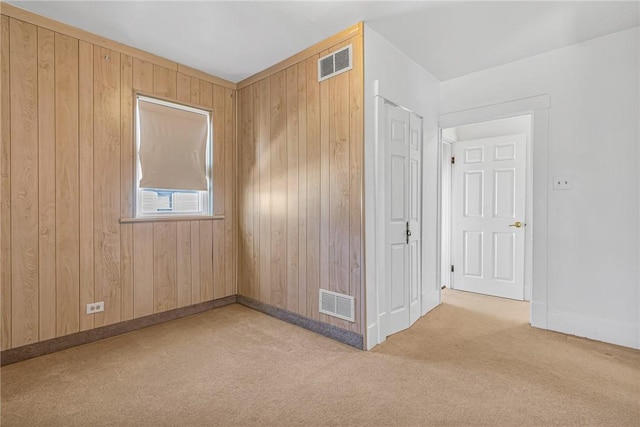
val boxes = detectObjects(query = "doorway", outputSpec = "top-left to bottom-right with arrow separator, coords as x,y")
441,115 -> 532,301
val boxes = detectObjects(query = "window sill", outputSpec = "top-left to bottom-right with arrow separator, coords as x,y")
120,215 -> 225,224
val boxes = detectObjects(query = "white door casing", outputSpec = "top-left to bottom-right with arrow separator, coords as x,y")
452,134 -> 526,300
385,101 -> 422,336
438,94 -> 550,332
440,139 -> 453,288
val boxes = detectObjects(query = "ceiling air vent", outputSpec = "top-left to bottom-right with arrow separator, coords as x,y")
319,289 -> 355,322
318,44 -> 353,82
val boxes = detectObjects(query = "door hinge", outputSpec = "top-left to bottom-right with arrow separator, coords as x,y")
451,156 -> 455,165
451,265 -> 454,273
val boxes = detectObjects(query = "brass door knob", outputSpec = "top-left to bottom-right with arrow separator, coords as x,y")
509,221 -> 523,228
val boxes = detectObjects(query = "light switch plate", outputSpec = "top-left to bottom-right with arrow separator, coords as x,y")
553,176 -> 573,190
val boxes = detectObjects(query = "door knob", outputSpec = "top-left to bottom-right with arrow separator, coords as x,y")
509,221 -> 523,228
406,221 -> 411,244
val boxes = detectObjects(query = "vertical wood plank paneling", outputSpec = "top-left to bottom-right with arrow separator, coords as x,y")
297,63 -> 308,316
199,220 -> 213,301
121,223 -> 134,320
224,88 -> 235,297
93,47 -> 121,327
285,65 -> 299,313
78,40 -> 94,331
199,80 -> 212,109
212,220 -> 225,298
258,78 -> 271,305
120,55 -> 133,218
10,18 -> 39,347
133,223 -> 153,317
190,221 -> 201,304
37,27 -> 56,340
0,15 -> 12,350
120,54 -> 134,321
190,77 -> 200,105
252,84 -> 260,301
2,14 -> 248,349
319,49 -> 331,326
305,55 -> 320,321
328,43 -> 351,330
349,35 -> 364,333
213,85 -> 225,215
132,57 -> 153,92
2,11 -> 367,348
235,37 -> 363,333
176,72 -> 190,103
153,65 -> 176,99
270,70 -> 286,308
55,32 -> 80,336
238,89 -> 253,298
176,221 -> 191,307
236,90 -> 246,296
153,222 -> 177,312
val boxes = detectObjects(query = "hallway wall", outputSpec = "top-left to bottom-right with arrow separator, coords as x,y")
440,27 -> 640,348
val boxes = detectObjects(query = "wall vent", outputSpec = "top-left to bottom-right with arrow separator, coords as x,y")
319,289 -> 355,322
318,45 -> 353,82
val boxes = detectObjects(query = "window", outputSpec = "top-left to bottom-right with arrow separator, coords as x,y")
135,95 -> 212,217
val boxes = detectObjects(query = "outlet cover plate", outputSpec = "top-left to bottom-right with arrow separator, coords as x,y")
553,176 -> 573,190
86,302 -> 105,314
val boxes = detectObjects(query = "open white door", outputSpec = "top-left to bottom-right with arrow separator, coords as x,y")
452,134 -> 526,300
385,101 -> 421,335
408,113 -> 422,325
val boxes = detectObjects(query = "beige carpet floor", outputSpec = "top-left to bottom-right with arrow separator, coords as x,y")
1,289 -> 639,426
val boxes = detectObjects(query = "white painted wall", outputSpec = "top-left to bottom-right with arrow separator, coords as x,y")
455,115 -> 531,141
441,27 -> 640,349
363,24 -> 440,349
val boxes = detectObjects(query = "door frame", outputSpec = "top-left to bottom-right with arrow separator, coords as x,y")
440,137 -> 454,289
437,94 -> 550,327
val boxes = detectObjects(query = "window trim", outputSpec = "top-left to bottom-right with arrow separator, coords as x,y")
133,92 -> 214,219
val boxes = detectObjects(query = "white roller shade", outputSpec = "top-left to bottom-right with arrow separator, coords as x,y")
138,98 -> 209,191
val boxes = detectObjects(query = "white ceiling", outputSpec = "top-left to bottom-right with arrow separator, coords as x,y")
7,1 -> 640,83
367,1 -> 640,81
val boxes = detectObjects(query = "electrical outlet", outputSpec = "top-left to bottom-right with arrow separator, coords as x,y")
553,176 -> 573,190
86,302 -> 104,315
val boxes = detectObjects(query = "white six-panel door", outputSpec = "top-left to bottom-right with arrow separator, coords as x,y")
385,101 -> 422,335
408,113 -> 422,325
452,134 -> 526,300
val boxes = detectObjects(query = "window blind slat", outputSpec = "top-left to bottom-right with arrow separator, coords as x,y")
138,99 -> 209,191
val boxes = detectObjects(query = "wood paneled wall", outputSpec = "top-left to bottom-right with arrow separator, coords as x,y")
0,14 -> 236,350
236,31 -> 364,334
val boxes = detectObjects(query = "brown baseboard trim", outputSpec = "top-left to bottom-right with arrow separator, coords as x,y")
236,295 -> 364,350
1,295 -> 237,366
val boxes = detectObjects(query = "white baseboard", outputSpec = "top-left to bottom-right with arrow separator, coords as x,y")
366,323 -> 379,350
422,291 -> 440,316
530,301 -> 548,329
542,308 -> 639,349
